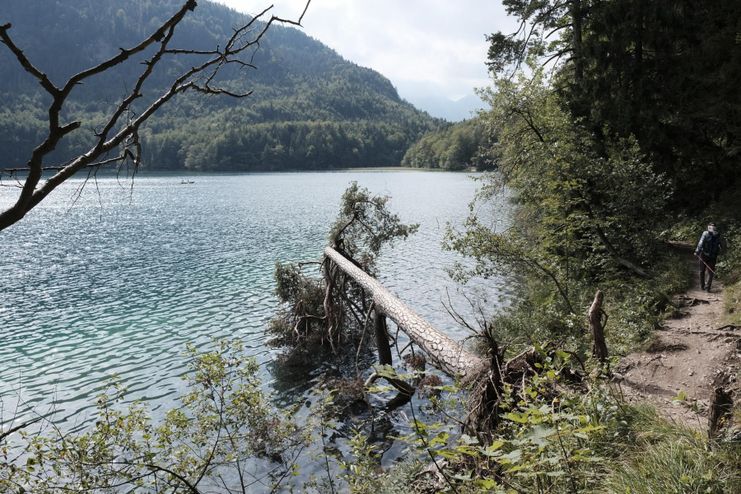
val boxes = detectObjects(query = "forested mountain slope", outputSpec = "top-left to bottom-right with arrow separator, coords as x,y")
0,0 -> 442,170
401,118 -> 493,170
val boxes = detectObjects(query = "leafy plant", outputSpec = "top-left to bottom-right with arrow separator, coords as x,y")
269,182 -> 417,349
1,340 -> 304,493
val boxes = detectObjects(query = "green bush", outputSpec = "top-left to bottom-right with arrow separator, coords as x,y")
0,340 -> 304,493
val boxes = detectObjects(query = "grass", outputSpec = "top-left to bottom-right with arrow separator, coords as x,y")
722,280 -> 741,326
602,406 -> 741,494
364,393 -> 741,494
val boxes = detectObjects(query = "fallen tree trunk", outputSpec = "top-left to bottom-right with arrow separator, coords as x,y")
325,246 -> 486,380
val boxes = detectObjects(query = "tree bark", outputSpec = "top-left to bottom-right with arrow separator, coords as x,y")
374,310 -> 393,366
571,0 -> 584,87
589,289 -> 609,363
325,247 -> 486,380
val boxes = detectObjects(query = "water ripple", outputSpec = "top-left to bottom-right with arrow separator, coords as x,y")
1,171 -> 510,428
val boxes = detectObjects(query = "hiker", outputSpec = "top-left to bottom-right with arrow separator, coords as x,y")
694,222 -> 722,291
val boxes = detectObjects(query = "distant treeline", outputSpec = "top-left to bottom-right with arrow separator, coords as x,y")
401,118 -> 494,170
143,119 -> 430,171
0,0 -> 442,171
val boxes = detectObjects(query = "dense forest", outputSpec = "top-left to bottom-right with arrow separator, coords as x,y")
0,0 -> 442,171
401,118 -> 494,170
435,0 -> 741,491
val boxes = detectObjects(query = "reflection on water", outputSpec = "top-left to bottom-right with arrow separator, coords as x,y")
0,170 -> 510,468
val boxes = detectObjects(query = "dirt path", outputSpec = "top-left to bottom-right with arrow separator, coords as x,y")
615,256 -> 741,429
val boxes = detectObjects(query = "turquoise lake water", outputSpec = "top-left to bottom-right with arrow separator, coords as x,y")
0,170 -> 510,437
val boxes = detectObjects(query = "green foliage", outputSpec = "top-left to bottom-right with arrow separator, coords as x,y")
270,183 -> 417,348
723,281 -> 741,327
419,1 -> 741,491
573,1 -> 741,207
275,262 -> 315,303
449,72 -> 673,339
367,362 -> 740,494
717,228 -> 741,285
330,181 -> 419,273
401,118 -> 493,170
0,340 -> 303,493
269,262 -> 327,345
340,430 -> 385,494
0,0 -> 442,170
487,1 -> 741,208
389,359 -> 623,493
452,227 -> 690,364
482,72 -> 670,276
603,407 -> 741,494
485,1 -> 565,76
716,228 -> 741,327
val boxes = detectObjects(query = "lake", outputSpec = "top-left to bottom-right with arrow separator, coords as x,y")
0,169 -> 510,483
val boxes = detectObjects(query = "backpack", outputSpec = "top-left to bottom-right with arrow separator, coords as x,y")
701,231 -> 721,258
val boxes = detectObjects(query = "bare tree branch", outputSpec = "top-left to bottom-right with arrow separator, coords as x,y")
0,416 -> 42,442
0,1 -> 312,232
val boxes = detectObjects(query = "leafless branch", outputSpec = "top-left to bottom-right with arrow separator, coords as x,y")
0,1 -> 312,232
0,154 -> 131,175
0,416 -> 42,442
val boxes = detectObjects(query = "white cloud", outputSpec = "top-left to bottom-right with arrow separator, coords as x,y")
212,1 -> 517,117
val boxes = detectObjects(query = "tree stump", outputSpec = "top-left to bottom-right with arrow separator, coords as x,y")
589,289 -> 609,363
708,387 -> 733,439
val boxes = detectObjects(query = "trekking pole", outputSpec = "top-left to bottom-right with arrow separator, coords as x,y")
695,253 -> 716,275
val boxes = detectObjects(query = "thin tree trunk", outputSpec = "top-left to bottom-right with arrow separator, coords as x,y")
374,310 -> 393,366
589,289 -> 609,363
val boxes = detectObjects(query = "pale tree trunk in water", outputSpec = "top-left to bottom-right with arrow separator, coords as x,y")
324,247 -> 486,380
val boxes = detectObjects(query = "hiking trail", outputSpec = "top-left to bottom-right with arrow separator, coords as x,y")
615,248 -> 741,430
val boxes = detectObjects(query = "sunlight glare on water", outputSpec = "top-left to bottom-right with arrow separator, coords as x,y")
0,170 -> 510,429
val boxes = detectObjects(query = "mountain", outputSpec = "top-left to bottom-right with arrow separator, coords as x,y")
0,0 -> 443,171
408,93 -> 485,122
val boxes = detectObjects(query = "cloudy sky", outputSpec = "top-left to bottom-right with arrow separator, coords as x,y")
212,1 -> 517,119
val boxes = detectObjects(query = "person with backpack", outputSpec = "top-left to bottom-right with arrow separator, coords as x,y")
695,222 -> 722,291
